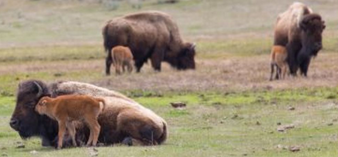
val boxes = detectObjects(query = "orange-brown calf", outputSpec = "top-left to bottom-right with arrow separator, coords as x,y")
111,46 -> 134,75
270,45 -> 288,81
35,95 -> 105,149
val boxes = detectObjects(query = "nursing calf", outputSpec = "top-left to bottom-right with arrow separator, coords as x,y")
270,45 -> 288,81
35,95 -> 105,149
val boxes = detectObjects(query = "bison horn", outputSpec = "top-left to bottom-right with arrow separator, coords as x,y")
33,81 -> 43,98
190,43 -> 196,50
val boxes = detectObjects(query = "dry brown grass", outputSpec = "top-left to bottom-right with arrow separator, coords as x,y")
2,52 -> 337,93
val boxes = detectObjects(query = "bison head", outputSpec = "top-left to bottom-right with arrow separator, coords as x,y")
300,14 -> 325,56
10,80 -> 53,139
166,42 -> 196,70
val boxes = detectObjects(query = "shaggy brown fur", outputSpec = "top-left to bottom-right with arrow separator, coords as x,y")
10,80 -> 167,147
35,95 -> 105,149
270,46 -> 288,81
102,11 -> 195,74
111,46 -> 134,75
273,2 -> 325,76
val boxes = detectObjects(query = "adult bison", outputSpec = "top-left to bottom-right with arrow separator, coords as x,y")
273,2 -> 325,76
10,80 -> 167,147
102,11 -> 196,74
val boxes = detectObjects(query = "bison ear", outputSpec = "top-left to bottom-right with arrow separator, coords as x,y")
41,100 -> 47,106
322,21 -> 326,30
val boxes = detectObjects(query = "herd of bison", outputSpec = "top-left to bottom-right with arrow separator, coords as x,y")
8,2 -> 326,149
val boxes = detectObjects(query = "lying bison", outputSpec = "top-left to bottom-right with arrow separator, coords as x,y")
102,11 -> 196,74
273,2 -> 325,76
10,80 -> 167,147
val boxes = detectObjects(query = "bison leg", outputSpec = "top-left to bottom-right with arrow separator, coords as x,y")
105,50 -> 113,75
105,57 -> 112,76
117,111 -> 161,145
115,62 -> 122,75
286,42 -> 301,76
298,54 -> 310,77
275,66 -> 281,80
66,121 -> 77,147
86,117 -> 101,146
127,61 -> 133,73
57,121 -> 66,149
270,63 -> 275,81
135,61 -> 145,73
150,48 -> 164,71
121,137 -> 133,146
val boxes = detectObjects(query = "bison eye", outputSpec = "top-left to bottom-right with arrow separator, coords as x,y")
26,102 -> 37,109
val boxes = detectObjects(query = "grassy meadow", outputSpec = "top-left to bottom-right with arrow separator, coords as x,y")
1,0 -> 338,156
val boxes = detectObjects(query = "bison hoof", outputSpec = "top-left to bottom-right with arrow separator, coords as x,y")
122,137 -> 133,146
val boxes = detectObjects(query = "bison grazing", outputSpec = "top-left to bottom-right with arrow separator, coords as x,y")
36,95 -> 105,149
273,2 -> 325,76
111,46 -> 134,75
102,11 -> 196,74
10,80 -> 167,147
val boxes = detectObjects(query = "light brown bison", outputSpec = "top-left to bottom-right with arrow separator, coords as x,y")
10,80 -> 167,147
273,2 -> 325,76
102,11 -> 196,74
111,46 -> 134,75
270,45 -> 288,81
36,95 -> 105,149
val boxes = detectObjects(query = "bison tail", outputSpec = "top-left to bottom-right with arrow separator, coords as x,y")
102,24 -> 110,53
157,121 -> 168,145
97,98 -> 106,112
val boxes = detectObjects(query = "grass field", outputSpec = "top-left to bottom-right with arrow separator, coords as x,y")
1,0 -> 338,156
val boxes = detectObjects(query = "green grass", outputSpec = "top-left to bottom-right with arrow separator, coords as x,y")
1,0 -> 338,156
1,89 -> 338,156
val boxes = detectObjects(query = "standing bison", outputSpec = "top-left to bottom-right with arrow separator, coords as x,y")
10,80 -> 167,147
102,11 -> 196,74
273,2 -> 325,76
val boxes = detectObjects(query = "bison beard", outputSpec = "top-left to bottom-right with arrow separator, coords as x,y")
102,11 -> 196,74
10,80 -> 167,147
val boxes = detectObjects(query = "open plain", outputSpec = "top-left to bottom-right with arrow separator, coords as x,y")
1,0 -> 338,156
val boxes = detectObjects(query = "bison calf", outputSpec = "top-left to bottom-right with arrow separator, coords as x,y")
35,95 -> 105,149
270,45 -> 288,81
111,46 -> 134,75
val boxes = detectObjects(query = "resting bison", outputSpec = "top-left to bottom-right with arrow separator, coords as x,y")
10,80 -> 167,147
36,95 -> 105,149
102,11 -> 196,74
273,2 -> 325,76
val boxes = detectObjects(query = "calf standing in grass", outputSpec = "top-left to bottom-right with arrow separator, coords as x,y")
35,95 -> 105,149
270,45 -> 288,81
111,46 -> 134,75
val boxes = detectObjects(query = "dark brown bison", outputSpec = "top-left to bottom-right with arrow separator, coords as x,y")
102,11 -> 196,74
10,80 -> 167,147
273,2 -> 325,76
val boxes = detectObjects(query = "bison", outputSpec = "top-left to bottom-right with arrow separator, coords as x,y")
36,95 -> 105,149
102,11 -> 196,74
273,2 -> 325,76
111,46 -> 134,75
270,45 -> 288,81
10,80 -> 167,147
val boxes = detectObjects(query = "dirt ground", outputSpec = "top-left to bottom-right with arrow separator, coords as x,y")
2,52 -> 337,93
